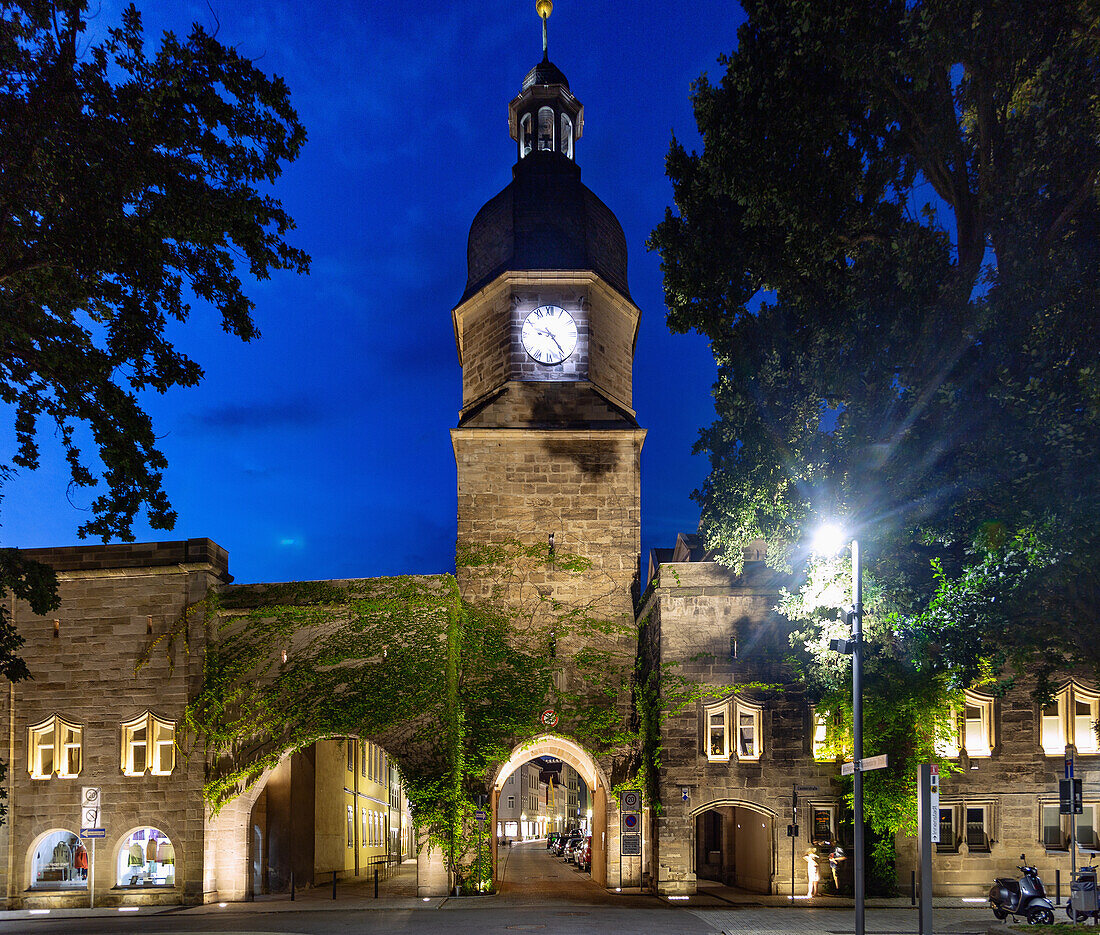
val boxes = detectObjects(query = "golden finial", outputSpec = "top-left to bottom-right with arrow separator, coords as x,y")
536,0 -> 553,57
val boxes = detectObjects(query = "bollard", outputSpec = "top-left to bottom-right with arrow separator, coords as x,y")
1056,869 -> 1061,905
290,870 -> 295,901
375,868 -> 379,898
333,869 -> 337,900
911,870 -> 916,906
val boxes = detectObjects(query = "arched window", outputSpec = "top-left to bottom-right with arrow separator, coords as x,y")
28,715 -> 82,778
537,107 -> 554,151
560,113 -> 573,158
117,827 -> 174,887
29,829 -> 87,889
519,113 -> 533,158
121,711 -> 175,776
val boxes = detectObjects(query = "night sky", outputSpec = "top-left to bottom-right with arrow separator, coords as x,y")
3,0 -> 747,585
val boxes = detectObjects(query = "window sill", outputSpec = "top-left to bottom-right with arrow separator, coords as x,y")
112,884 -> 176,890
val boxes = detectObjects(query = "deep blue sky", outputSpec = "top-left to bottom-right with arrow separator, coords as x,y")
4,0 -> 747,585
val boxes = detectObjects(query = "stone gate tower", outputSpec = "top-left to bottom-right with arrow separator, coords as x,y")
450,8 -> 645,632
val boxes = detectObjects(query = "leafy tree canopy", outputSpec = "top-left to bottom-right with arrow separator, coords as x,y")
650,0 -> 1100,859
651,0 -> 1100,688
0,1 -> 309,665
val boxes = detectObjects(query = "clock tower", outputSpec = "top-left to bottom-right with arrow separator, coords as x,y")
451,4 -> 644,632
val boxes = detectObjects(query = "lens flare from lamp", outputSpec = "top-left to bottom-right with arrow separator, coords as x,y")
812,523 -> 847,556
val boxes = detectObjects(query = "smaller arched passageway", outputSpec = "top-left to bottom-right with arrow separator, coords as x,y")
692,800 -> 777,894
488,735 -> 624,896
204,735 -> 413,902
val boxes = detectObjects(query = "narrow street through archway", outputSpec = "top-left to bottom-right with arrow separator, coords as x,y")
496,840 -> 611,904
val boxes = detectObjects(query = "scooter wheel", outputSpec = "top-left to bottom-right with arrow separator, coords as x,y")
992,908 -> 1008,920
1026,906 -> 1054,925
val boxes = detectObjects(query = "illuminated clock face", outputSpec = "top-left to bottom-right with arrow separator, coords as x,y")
521,305 -> 578,365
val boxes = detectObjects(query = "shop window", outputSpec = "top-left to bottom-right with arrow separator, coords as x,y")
122,712 -> 175,776
117,828 -> 174,887
963,691 -> 994,757
736,700 -> 763,760
937,805 -> 957,853
537,106 -> 554,151
705,701 -> 728,760
519,112 -> 532,158
965,805 -> 991,852
810,805 -> 836,844
1041,682 -> 1100,755
560,113 -> 573,158
28,716 -> 81,779
30,830 -> 87,889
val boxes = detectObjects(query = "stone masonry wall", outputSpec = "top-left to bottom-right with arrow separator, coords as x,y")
1,540 -> 226,908
643,561 -> 845,897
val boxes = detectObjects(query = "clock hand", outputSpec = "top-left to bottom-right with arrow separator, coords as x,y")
538,328 -> 564,354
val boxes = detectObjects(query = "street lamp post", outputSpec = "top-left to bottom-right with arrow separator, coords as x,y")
850,538 -> 865,935
816,525 -> 865,935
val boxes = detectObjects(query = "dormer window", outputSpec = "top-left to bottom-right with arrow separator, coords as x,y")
560,113 -> 573,158
537,107 -> 554,151
519,113 -> 533,158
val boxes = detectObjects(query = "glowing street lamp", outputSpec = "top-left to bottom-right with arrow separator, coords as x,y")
814,524 -> 865,935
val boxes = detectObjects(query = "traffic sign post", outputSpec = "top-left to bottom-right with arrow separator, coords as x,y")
80,788 -> 101,909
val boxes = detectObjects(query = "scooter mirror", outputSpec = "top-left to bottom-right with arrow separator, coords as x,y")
1021,854 -> 1026,860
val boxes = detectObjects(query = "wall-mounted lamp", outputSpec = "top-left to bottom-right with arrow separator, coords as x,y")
53,619 -> 60,638
281,649 -> 288,664
147,615 -> 153,635
548,532 -> 555,556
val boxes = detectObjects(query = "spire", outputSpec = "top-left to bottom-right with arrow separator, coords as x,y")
537,0 -> 552,59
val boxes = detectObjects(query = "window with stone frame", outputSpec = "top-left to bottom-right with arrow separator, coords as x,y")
347,738 -> 355,773
705,700 -> 729,760
735,699 -> 763,760
937,804 -> 958,853
962,691 -> 994,757
121,711 -> 175,776
1041,681 -> 1100,756
965,804 -> 992,852
28,715 -> 82,779
1042,803 -> 1067,850
347,805 -> 354,847
361,808 -> 368,848
810,804 -> 836,844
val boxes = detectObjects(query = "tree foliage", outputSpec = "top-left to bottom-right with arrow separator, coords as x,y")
650,0 -> 1100,853
0,0 -> 308,696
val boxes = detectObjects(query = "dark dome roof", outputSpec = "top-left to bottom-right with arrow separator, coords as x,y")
523,57 -> 569,90
460,151 -> 631,304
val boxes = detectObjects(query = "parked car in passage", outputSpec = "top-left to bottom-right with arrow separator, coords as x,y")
550,835 -> 567,856
546,831 -> 561,850
577,836 -> 592,872
562,834 -> 583,861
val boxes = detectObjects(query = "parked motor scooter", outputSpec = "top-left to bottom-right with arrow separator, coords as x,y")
989,855 -> 1055,925
1068,865 -> 1099,922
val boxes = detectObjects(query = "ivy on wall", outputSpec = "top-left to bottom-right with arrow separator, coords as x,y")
173,541 -> 641,890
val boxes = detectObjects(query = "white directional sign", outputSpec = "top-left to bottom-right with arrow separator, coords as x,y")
929,765 -> 941,843
841,754 -> 889,776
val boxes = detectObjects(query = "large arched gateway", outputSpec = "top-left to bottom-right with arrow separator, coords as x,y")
491,735 -> 614,889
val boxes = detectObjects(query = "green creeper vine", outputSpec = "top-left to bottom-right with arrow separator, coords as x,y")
167,540 -> 641,890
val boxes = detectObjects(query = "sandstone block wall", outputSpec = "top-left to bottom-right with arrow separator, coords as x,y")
1,539 -> 227,908
642,560 -> 845,897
